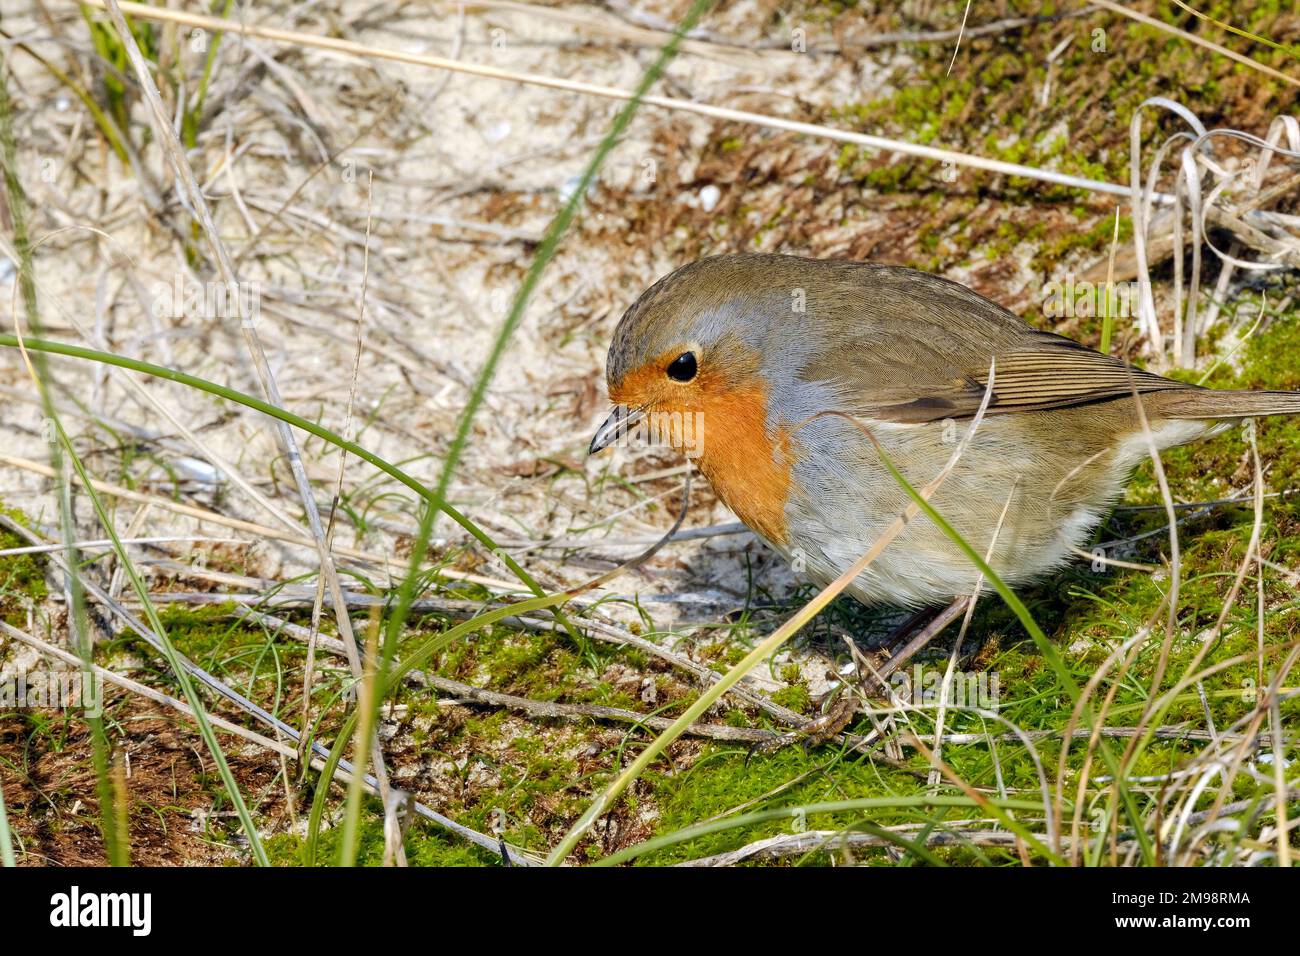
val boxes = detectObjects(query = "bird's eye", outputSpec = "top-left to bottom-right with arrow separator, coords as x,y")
666,351 -> 697,382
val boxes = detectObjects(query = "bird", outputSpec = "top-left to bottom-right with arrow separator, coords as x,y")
588,253 -> 1300,613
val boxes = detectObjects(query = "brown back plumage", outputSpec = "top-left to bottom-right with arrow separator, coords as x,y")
610,254 -> 1300,425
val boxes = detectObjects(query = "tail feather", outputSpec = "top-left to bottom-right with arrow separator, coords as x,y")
1157,388 -> 1300,421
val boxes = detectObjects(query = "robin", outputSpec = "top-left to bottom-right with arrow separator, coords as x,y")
588,254 -> 1300,613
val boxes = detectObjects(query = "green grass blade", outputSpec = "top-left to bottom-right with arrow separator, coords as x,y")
184,0 -> 235,148
1,35 -> 131,164
305,704 -> 360,866
1100,206 -> 1121,355
1171,0 -> 1298,58
0,779 -> 15,866
1,53 -> 126,865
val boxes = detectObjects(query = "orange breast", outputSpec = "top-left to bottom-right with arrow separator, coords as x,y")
694,384 -> 795,545
610,356 -> 797,545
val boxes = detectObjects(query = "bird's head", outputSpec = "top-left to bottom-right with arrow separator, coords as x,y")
588,255 -> 789,457
588,255 -> 820,544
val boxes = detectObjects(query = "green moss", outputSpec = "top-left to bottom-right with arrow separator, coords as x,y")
265,809 -> 496,866
1030,213 -> 1133,274
770,684 -> 811,714
0,504 -> 48,626
818,0 -> 1300,276
435,624 -> 585,702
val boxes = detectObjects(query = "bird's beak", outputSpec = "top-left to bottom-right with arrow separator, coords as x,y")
588,405 -> 643,455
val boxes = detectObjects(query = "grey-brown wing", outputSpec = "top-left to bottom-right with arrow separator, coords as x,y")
807,265 -> 1193,424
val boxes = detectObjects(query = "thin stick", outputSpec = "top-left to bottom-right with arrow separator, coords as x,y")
678,826 -> 1064,867
873,596 -> 970,685
235,606 -> 787,744
0,453 -> 508,587
0,536 -> 240,556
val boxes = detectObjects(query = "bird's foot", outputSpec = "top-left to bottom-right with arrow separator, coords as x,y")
746,690 -> 859,760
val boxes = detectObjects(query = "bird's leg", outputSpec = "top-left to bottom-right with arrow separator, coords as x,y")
879,604 -> 945,649
868,595 -> 972,690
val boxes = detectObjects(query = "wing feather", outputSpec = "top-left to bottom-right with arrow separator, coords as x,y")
803,265 -> 1197,423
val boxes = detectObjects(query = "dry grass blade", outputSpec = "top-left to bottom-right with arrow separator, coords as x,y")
96,0 -> 395,806
1126,385 -> 1180,703
1127,102 -> 1300,364
301,169 -> 377,818
946,0 -> 973,76
929,479 -> 1018,787
678,827 -> 1066,867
